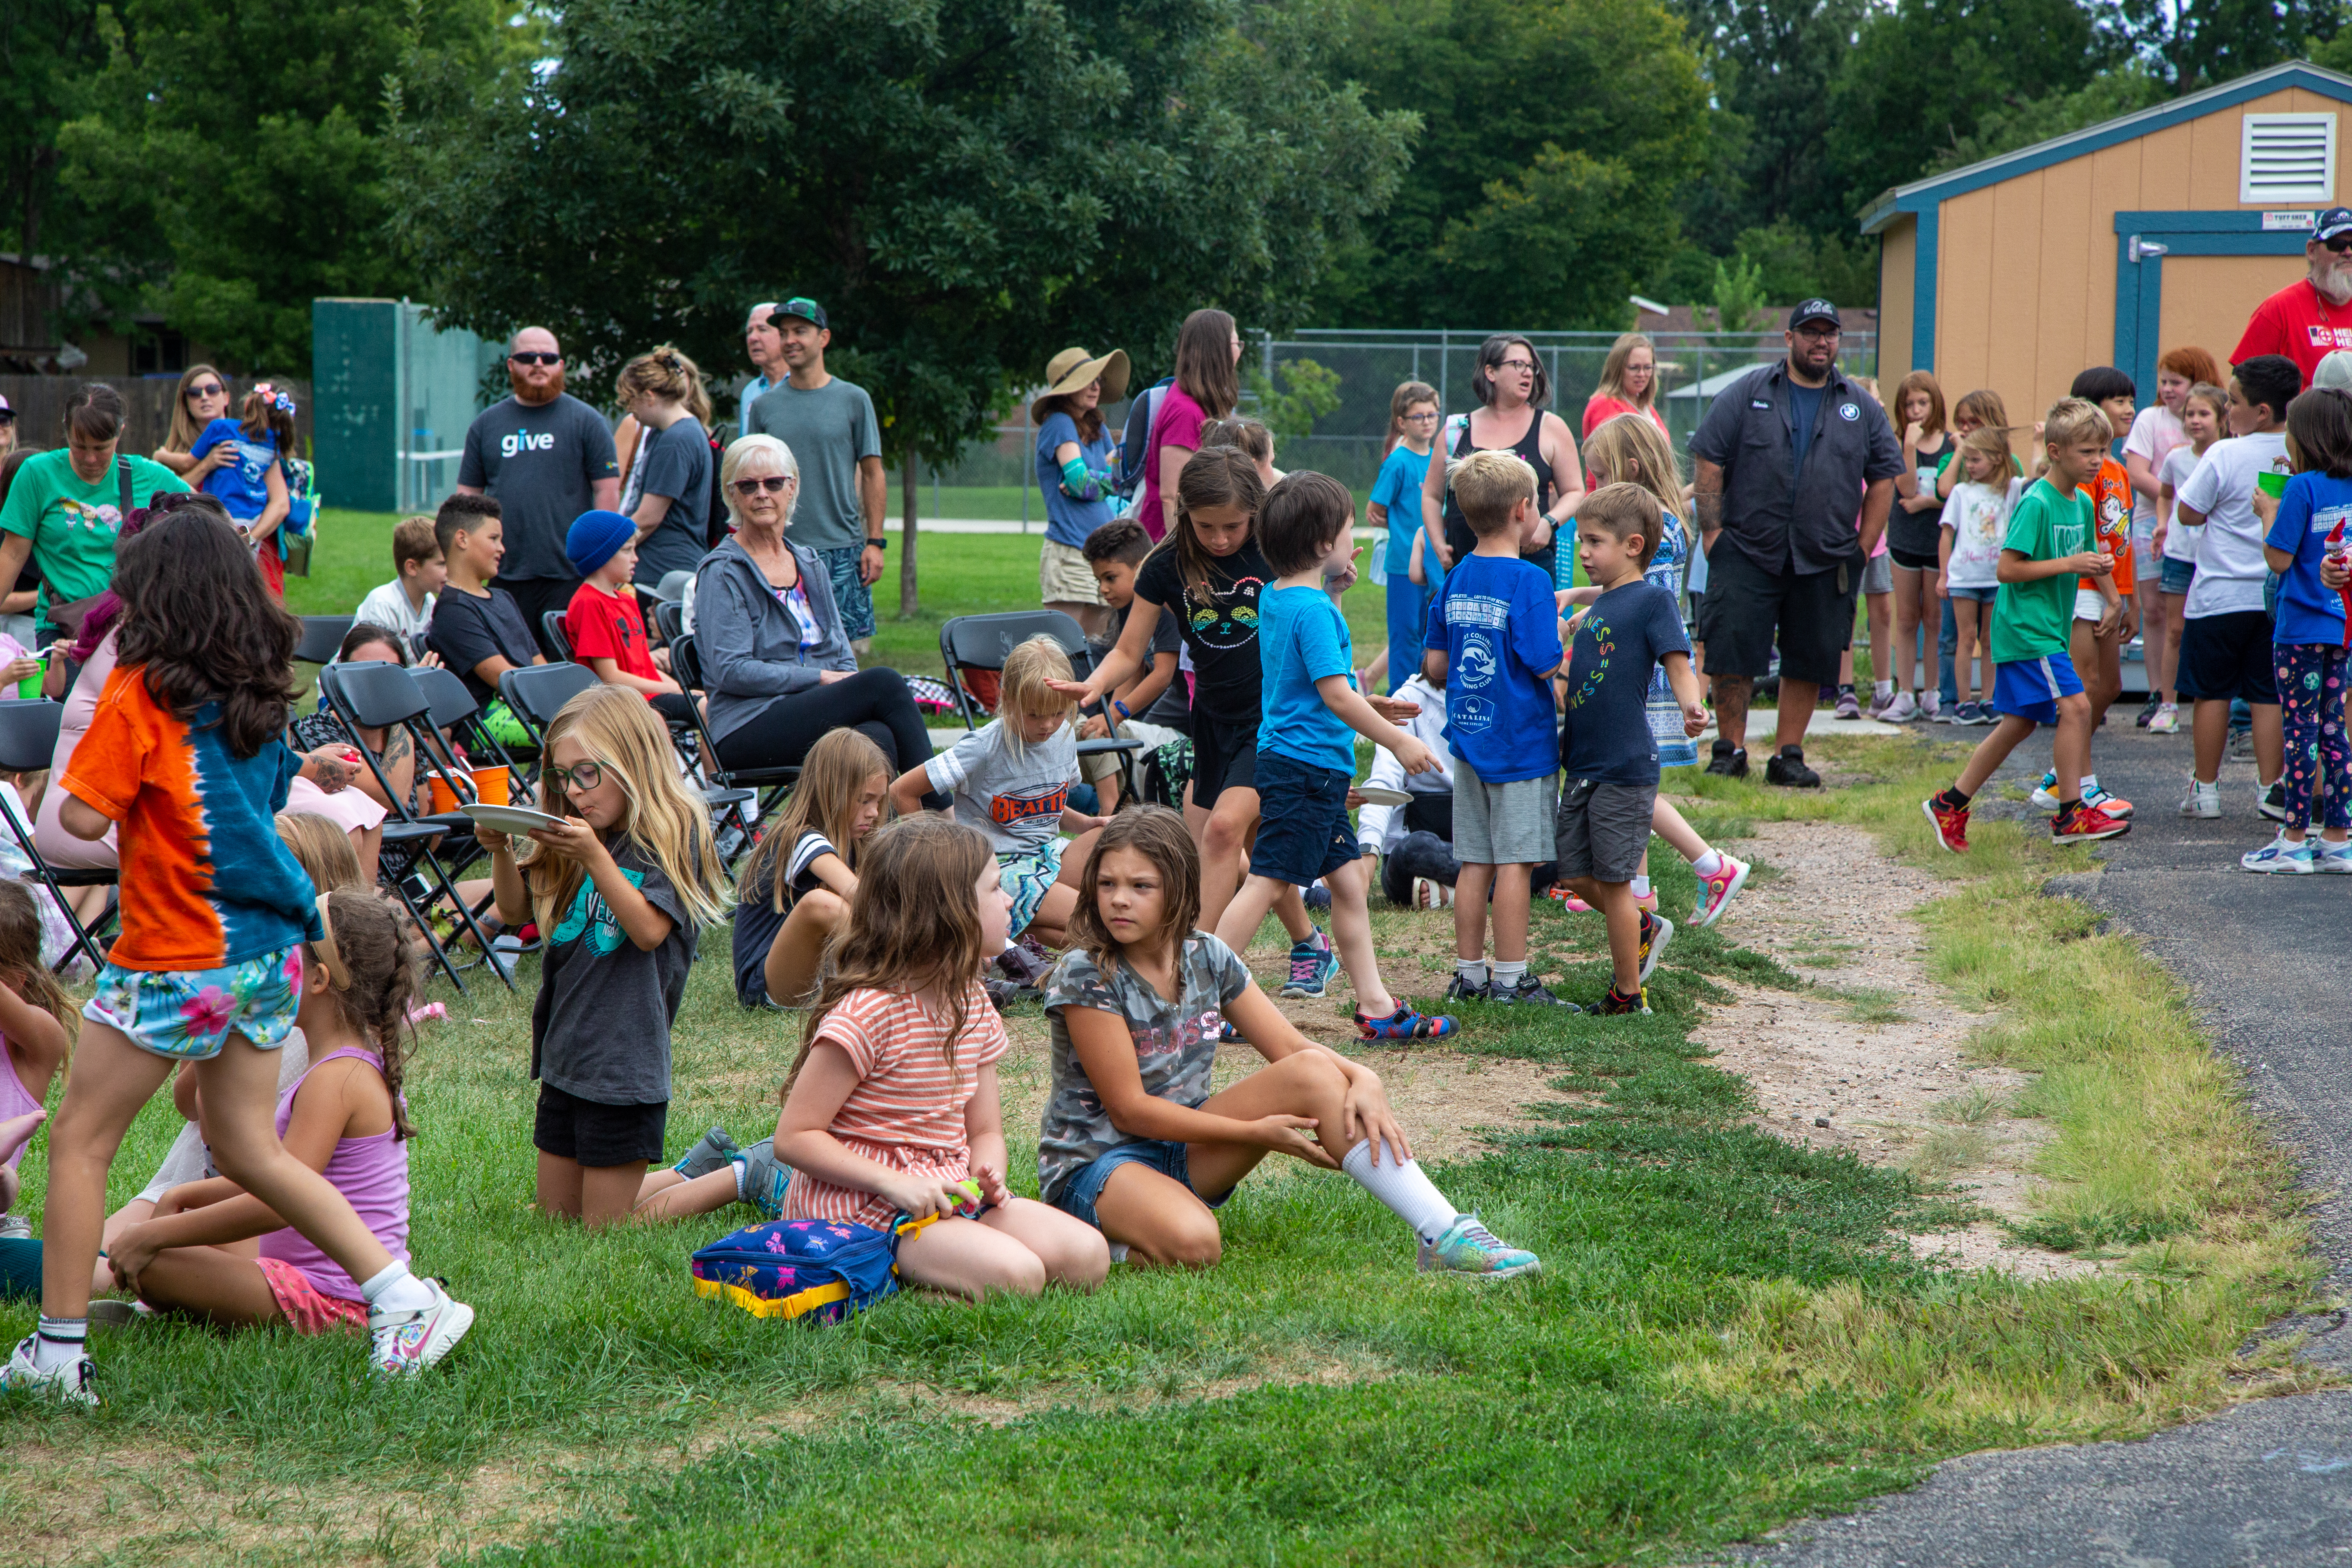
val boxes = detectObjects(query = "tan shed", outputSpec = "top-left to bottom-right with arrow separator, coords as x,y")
1862,60 -> 2352,412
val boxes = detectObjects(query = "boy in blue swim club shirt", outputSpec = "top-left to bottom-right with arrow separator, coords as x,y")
1555,484 -> 1706,1015
1212,472 -> 1464,1042
1421,449 -> 1572,1007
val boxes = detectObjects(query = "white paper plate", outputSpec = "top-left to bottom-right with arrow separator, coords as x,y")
460,803 -> 566,835
1354,785 -> 1413,806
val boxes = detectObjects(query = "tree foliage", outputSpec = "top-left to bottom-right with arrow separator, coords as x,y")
1317,0 -> 1712,329
1245,356 -> 1343,441
390,0 -> 1412,470
48,0 -> 520,372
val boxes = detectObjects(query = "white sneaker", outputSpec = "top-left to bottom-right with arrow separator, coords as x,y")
2030,771 -> 2061,811
2315,838 -> 2352,873
2147,703 -> 2179,734
1919,690 -> 1941,721
1882,691 -> 1918,723
2241,833 -> 2317,874
1,1333 -> 98,1407
368,1277 -> 474,1376
2178,778 -> 2221,819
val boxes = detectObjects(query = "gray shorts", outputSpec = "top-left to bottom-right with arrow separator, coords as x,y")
1555,777 -> 1656,884
1453,759 -> 1556,865
1860,552 -> 1893,595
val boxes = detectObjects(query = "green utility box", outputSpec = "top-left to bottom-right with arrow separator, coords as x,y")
312,299 -> 502,514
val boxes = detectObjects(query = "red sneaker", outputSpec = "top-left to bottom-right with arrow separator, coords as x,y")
2052,800 -> 2130,842
1922,793 -> 1969,853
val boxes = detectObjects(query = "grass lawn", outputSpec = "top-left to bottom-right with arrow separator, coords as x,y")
288,510 -> 1399,682
2,725 -> 2321,1564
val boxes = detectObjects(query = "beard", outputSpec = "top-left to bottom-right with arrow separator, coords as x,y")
510,363 -> 567,404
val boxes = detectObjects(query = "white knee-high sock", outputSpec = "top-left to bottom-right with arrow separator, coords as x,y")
1342,1140 -> 1457,1243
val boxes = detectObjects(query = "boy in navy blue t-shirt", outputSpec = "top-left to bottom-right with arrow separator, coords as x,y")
1557,484 -> 1705,1014
1421,450 -> 1569,1006
1212,472 -> 1462,1041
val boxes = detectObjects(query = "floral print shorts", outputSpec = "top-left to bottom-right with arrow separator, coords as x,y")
85,943 -> 305,1061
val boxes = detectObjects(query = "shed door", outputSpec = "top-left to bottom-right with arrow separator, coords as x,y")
2160,254 -> 2308,366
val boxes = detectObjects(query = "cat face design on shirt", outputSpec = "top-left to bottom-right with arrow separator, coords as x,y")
1185,577 -> 1263,648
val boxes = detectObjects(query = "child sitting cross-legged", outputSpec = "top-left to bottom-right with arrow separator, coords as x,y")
892,635 -> 1107,960
772,814 -> 1109,1299
96,891 -> 431,1339
1554,484 -> 1708,1015
478,685 -> 732,1228
1041,807 -> 1537,1275
1422,448 -> 1570,1006
1211,472 -> 1459,1040
1923,399 -> 2133,853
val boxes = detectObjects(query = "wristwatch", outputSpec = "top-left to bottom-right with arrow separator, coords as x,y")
865,537 -> 887,551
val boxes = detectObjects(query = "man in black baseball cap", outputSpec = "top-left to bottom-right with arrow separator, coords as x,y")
1687,296 -> 1902,786
2233,208 -> 2352,388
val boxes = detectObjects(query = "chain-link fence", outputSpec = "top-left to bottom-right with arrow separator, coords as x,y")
930,326 -> 1878,501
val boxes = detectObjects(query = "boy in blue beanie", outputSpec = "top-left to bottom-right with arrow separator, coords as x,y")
563,509 -> 695,726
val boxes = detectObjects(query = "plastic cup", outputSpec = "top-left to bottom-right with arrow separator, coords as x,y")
14,671 -> 38,700
2258,470 -> 2289,498
471,766 -> 510,806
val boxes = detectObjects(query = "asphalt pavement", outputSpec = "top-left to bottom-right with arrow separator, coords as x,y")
1731,719 -> 2352,1567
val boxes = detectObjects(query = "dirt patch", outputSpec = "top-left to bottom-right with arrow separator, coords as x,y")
1688,812 -> 2103,1282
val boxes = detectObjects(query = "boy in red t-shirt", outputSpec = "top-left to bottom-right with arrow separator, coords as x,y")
561,509 -> 695,728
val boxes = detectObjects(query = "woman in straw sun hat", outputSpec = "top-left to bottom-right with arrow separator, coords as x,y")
1033,345 -> 1131,636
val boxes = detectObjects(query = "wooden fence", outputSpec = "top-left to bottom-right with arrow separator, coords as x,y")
0,375 -> 314,458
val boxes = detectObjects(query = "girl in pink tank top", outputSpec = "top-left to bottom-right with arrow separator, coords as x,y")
99,891 -> 427,1334
0,881 -> 76,1219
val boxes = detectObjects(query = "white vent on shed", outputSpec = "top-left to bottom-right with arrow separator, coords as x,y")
2242,113 -> 2337,204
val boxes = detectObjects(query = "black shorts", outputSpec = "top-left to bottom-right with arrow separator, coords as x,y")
1889,545 -> 1940,572
1701,543 -> 1860,686
1189,712 -> 1258,809
534,1080 -> 667,1167
649,691 -> 697,729
2176,610 -> 2279,704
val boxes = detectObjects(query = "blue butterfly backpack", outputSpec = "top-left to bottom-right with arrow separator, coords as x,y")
690,1217 -> 903,1324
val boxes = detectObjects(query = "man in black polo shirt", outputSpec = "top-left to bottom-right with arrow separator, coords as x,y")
1689,300 -> 1902,786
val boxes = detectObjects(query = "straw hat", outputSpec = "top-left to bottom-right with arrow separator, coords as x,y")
1030,346 -> 1131,423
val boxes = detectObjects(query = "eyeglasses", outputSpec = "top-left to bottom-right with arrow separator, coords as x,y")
509,352 -> 563,366
1404,410 -> 1441,422
553,760 -> 604,793
1793,325 -> 1841,341
185,382 -> 224,399
733,475 -> 791,495
1494,359 -> 1537,374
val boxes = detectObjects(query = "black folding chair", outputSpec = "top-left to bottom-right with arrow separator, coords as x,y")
539,610 -> 574,663
0,700 -> 116,973
650,598 -> 686,646
412,664 -> 530,801
316,663 -> 513,993
296,616 -> 354,665
668,633 -> 798,815
938,611 -> 1142,782
497,662 -> 601,753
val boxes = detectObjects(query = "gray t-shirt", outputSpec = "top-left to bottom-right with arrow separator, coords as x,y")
1037,933 -> 1253,1203
923,720 -> 1077,858
633,415 -> 713,583
746,376 -> 883,552
457,393 -> 621,581
529,840 -> 696,1105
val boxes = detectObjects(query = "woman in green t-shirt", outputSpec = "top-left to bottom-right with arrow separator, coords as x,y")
0,384 -> 187,639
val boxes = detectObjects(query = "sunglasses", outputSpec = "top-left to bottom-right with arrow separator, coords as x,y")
185,382 -> 225,399
2325,237 -> 2352,254
0,411 -> 14,425
509,352 -> 563,366
552,760 -> 604,793
733,475 -> 791,495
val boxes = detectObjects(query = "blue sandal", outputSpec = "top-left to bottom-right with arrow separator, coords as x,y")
1354,1005 -> 1460,1040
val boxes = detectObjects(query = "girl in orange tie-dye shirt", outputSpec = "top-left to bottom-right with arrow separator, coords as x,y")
2,499 -> 471,1405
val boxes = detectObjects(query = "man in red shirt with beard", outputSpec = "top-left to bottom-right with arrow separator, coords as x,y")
2235,207 -> 2352,388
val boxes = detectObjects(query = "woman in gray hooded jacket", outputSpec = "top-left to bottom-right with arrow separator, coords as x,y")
693,434 -> 938,795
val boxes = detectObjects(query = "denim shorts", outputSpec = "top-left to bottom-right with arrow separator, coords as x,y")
2159,556 -> 2196,596
1249,749 -> 1363,887
1049,1139 -> 1231,1230
84,944 -> 305,1062
1946,583 -> 1998,604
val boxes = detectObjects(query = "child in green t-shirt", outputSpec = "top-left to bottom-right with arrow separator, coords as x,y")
1922,400 -> 2131,852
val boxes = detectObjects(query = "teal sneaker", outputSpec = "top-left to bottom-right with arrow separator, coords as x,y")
1417,1214 -> 1541,1281
2241,832 -> 2318,874
670,1126 -> 740,1180
2315,837 -> 2352,873
1281,927 -> 1339,998
738,1137 -> 792,1221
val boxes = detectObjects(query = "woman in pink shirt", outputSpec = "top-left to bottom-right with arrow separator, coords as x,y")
1135,310 -> 1243,541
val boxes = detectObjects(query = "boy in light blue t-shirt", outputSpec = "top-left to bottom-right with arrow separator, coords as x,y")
1370,383 -> 1443,692
1421,449 -> 1568,1007
1212,472 -> 1463,1042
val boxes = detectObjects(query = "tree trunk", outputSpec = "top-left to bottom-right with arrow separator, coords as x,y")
899,452 -> 920,619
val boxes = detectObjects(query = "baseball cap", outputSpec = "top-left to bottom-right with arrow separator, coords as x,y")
1788,298 -> 1841,330
773,297 -> 828,330
2318,207 -> 2352,243
2316,349 -> 2352,390
0,393 -> 12,422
